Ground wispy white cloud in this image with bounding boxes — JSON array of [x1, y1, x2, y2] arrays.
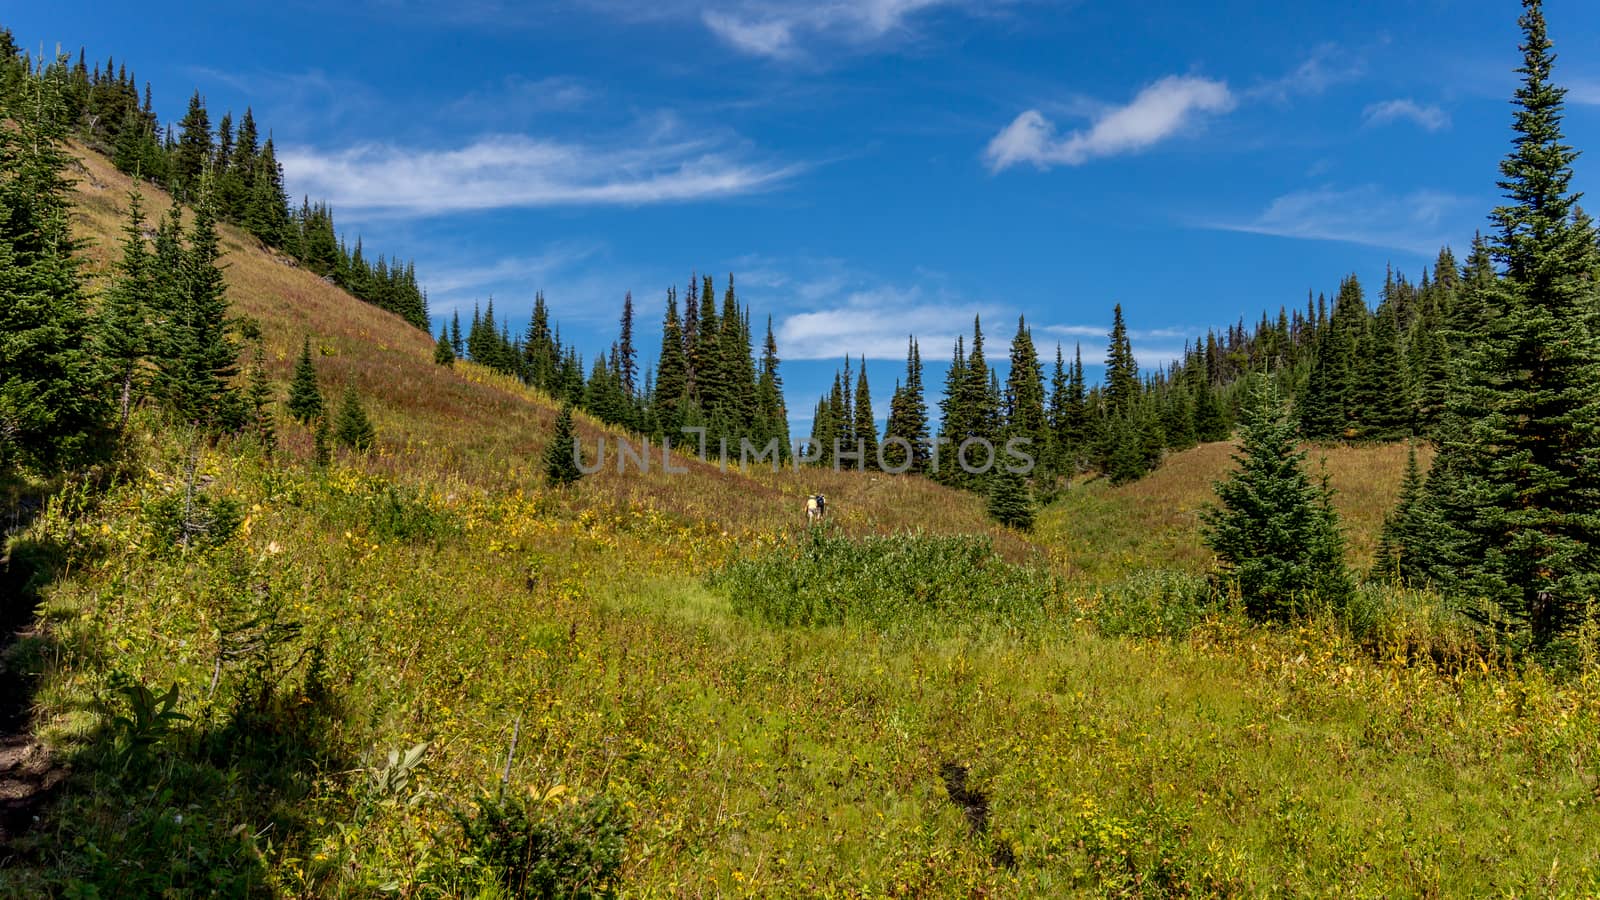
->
[[1362, 98, 1449, 131], [778, 287, 1003, 360], [700, 0, 961, 59], [278, 132, 802, 216], [1204, 185, 1469, 256], [985, 75, 1234, 171], [1568, 78, 1600, 106], [445, 75, 595, 125], [1245, 43, 1366, 102]]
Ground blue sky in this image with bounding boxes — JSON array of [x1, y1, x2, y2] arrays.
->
[[16, 0, 1600, 435]]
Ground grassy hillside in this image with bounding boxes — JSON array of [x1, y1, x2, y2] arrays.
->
[[3, 149, 1597, 897]]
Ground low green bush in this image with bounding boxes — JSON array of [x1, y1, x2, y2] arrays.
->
[[709, 529, 1059, 630]]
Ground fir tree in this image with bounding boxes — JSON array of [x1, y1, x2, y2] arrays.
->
[[1004, 316, 1048, 462], [99, 191, 154, 430], [1415, 0, 1600, 650], [617, 292, 637, 397], [543, 403, 583, 486], [1201, 379, 1352, 621], [0, 59, 112, 472], [986, 466, 1035, 531], [156, 192, 241, 428], [755, 316, 788, 457], [654, 288, 688, 435], [333, 386, 375, 452], [884, 337, 930, 472], [245, 339, 276, 456], [172, 90, 211, 196], [312, 413, 331, 467], [434, 325, 455, 366], [1374, 443, 1425, 582], [1104, 304, 1139, 416], [853, 362, 878, 470], [287, 336, 324, 423]]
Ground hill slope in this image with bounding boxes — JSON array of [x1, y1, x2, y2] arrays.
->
[[8, 146, 1593, 898], [67, 145, 1026, 549]]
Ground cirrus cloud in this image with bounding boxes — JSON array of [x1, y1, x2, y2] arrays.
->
[[1362, 98, 1450, 131], [278, 133, 803, 217]]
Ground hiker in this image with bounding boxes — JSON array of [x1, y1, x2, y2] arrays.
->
[[806, 493, 826, 524]]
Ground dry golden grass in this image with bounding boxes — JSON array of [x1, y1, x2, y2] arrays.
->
[[1039, 440, 1426, 583], [66, 146, 1027, 548]]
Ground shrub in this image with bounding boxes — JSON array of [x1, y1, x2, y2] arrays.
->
[[1091, 571, 1217, 639], [1201, 379, 1352, 621], [333, 387, 376, 452], [710, 530, 1058, 630], [454, 790, 628, 900]]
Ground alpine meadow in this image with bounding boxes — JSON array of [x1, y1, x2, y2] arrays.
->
[[8, 0, 1600, 897]]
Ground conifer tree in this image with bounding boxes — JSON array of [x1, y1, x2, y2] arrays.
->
[[99, 192, 154, 429], [1202, 379, 1352, 621], [312, 413, 332, 467], [1374, 443, 1425, 582], [0, 58, 112, 472], [655, 288, 688, 435], [1004, 316, 1049, 463], [543, 403, 583, 486], [172, 90, 211, 195], [853, 362, 878, 470], [333, 386, 375, 451], [434, 326, 455, 366], [287, 336, 324, 423], [884, 337, 930, 472], [245, 339, 276, 456], [1299, 275, 1368, 440], [149, 186, 240, 428], [755, 316, 788, 456], [617, 292, 637, 397], [1104, 304, 1139, 417], [1414, 0, 1600, 650], [986, 466, 1035, 531], [1352, 286, 1411, 440], [450, 311, 464, 358]]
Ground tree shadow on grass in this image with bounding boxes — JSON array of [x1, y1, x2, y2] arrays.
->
[[0, 521, 355, 898]]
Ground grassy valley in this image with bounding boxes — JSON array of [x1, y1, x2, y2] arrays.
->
[[0, 149, 1596, 897]]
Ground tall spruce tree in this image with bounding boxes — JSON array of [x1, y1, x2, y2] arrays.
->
[[617, 291, 637, 397], [1414, 0, 1600, 651], [0, 57, 111, 472], [99, 192, 154, 429], [1004, 316, 1049, 465], [755, 316, 788, 457], [154, 187, 241, 428], [853, 362, 878, 471], [655, 288, 688, 435]]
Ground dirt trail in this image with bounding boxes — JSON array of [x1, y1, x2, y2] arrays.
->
[[0, 544, 65, 845]]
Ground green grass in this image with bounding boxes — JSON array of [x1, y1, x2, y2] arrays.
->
[[8, 430, 1600, 896], [9, 145, 1596, 897], [710, 528, 1059, 632]]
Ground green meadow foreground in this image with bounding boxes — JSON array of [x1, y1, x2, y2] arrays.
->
[[1, 151, 1597, 897]]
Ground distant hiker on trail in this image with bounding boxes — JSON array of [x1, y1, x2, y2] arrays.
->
[[806, 493, 826, 524]]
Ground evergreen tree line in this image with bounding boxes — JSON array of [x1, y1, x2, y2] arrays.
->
[[0, 31, 430, 330], [447, 274, 790, 461], [0, 52, 375, 483], [1208, 0, 1600, 658]]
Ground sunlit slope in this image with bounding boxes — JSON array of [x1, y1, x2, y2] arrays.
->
[[65, 146, 1023, 547], [1039, 440, 1424, 582]]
